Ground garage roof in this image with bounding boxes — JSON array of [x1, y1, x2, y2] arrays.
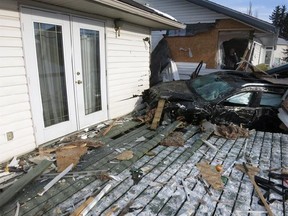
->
[[187, 0, 278, 34]]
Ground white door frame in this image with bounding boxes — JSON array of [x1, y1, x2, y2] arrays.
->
[[22, 8, 108, 144], [72, 17, 108, 129]]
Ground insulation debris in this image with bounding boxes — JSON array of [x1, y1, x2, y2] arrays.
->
[[56, 144, 87, 172], [196, 160, 224, 190], [214, 124, 250, 139], [160, 131, 185, 147], [115, 150, 134, 161]]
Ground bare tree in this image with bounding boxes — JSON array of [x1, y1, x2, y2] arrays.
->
[[247, 1, 252, 15]]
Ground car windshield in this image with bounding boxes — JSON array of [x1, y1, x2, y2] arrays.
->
[[189, 74, 234, 101]]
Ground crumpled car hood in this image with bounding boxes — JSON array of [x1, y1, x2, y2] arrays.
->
[[147, 80, 195, 102]]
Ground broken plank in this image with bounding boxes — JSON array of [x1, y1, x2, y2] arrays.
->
[[70, 196, 94, 216], [38, 163, 73, 196], [102, 119, 118, 136], [0, 159, 53, 207], [150, 99, 165, 130]]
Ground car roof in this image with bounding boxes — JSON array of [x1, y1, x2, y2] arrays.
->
[[214, 70, 288, 88]]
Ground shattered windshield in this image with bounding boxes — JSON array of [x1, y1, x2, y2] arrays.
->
[[189, 74, 234, 101]]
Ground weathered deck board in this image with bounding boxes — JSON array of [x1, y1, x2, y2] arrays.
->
[[1, 119, 288, 216]]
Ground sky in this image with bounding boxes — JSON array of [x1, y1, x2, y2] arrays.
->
[[211, 0, 288, 22]]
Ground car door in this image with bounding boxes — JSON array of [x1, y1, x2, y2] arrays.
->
[[214, 91, 258, 127]]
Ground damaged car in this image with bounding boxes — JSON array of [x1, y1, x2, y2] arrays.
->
[[142, 71, 288, 133]]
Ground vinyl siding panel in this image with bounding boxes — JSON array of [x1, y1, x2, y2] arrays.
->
[[134, 0, 228, 24], [0, 0, 36, 163], [106, 20, 150, 118]]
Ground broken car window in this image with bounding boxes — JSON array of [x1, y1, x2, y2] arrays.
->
[[225, 92, 252, 106], [189, 74, 234, 101]]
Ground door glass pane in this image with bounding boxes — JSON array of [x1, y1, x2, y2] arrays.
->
[[34, 22, 69, 127], [80, 29, 102, 115]]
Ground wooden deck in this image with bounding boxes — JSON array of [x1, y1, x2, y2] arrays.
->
[[1, 119, 288, 216]]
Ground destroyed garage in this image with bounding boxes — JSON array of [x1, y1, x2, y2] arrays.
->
[[1, 0, 288, 216]]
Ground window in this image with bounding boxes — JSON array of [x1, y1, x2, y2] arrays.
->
[[224, 92, 252, 106], [260, 93, 282, 107]]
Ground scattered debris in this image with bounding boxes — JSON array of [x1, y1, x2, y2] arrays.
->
[[130, 168, 144, 185], [196, 175, 213, 196], [98, 172, 113, 181], [160, 131, 185, 147], [200, 120, 216, 132], [118, 199, 135, 216], [115, 150, 134, 161], [181, 180, 191, 201], [38, 163, 73, 196], [201, 139, 219, 151], [102, 118, 118, 136], [196, 160, 224, 190], [242, 163, 274, 216], [14, 202, 20, 216], [135, 136, 146, 142], [38, 170, 108, 180], [29, 155, 53, 165], [215, 164, 223, 172], [8, 157, 19, 168], [105, 205, 120, 216], [214, 124, 250, 139], [145, 151, 156, 157], [74, 184, 112, 216], [235, 163, 259, 176], [0, 159, 53, 207]]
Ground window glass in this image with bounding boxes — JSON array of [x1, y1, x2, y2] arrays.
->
[[226, 92, 252, 106], [260, 93, 282, 107], [189, 74, 234, 101], [34, 22, 69, 127]]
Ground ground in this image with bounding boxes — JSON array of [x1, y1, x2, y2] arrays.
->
[[0, 118, 288, 216]]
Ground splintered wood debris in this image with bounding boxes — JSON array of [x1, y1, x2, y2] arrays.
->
[[214, 124, 250, 139]]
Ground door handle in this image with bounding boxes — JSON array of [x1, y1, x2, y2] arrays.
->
[[76, 80, 82, 84]]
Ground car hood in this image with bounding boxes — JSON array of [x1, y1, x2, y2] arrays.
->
[[149, 80, 195, 101]]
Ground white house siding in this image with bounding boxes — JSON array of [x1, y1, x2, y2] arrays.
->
[[273, 39, 288, 66], [135, 0, 228, 49], [135, 0, 227, 24], [105, 20, 150, 118], [0, 0, 36, 163]]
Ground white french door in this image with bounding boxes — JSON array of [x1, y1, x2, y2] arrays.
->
[[72, 17, 107, 129], [22, 8, 107, 144]]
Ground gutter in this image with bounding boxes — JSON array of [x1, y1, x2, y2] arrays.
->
[[88, 0, 186, 29]]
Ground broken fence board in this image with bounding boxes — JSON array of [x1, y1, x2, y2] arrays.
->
[[150, 99, 165, 130], [0, 159, 53, 207]]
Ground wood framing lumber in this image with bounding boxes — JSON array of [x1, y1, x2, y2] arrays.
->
[[102, 119, 118, 136], [80, 184, 112, 216], [150, 99, 165, 130], [243, 163, 273, 216], [0, 159, 53, 207], [70, 197, 95, 216]]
